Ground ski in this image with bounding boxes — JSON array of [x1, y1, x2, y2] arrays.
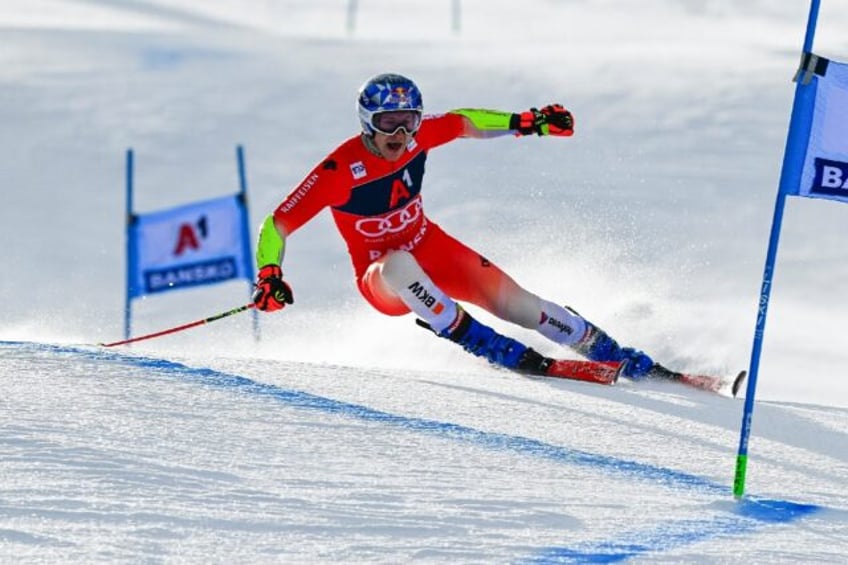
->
[[415, 316, 745, 395], [523, 354, 747, 397], [539, 358, 620, 385], [731, 370, 747, 397], [511, 347, 621, 385], [647, 365, 748, 397]]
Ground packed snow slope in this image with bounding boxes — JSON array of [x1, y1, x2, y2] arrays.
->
[[1, 1, 848, 563]]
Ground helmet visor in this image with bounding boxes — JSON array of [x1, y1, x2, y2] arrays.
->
[[371, 110, 422, 135]]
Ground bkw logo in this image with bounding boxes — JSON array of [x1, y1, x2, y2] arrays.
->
[[811, 158, 848, 197]]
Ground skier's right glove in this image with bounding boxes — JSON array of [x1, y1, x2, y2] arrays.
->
[[252, 265, 294, 312], [512, 104, 574, 137]]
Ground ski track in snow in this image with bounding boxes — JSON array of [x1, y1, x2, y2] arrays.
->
[[2, 340, 843, 563]]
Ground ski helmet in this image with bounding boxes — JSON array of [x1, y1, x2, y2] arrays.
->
[[357, 73, 423, 135]]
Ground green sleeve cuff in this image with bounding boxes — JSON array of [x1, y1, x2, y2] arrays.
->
[[449, 108, 516, 131], [255, 214, 286, 269]]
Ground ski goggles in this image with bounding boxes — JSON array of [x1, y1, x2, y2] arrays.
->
[[371, 110, 422, 135]]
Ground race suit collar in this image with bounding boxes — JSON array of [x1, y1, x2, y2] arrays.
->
[[361, 133, 385, 158]]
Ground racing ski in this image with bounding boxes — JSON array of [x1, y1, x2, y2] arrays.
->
[[523, 353, 747, 397], [537, 358, 621, 385], [648, 365, 748, 397]]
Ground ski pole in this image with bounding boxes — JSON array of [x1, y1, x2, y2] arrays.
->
[[99, 303, 256, 347]]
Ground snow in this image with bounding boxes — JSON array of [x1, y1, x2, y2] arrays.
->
[[2, 0, 848, 562]]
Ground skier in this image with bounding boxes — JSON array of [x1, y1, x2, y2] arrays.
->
[[251, 72, 658, 379]]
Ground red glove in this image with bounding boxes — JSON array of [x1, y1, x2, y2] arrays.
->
[[252, 265, 294, 312], [511, 104, 574, 137]]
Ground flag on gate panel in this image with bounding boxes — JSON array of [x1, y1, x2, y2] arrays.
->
[[128, 194, 251, 298], [785, 56, 848, 204]]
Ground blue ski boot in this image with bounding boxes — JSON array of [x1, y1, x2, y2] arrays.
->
[[574, 322, 654, 379], [416, 308, 545, 372], [439, 309, 528, 369]]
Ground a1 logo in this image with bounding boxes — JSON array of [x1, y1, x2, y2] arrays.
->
[[173, 216, 208, 256]]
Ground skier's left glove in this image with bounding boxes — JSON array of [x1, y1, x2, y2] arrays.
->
[[252, 265, 294, 312], [512, 104, 574, 137]]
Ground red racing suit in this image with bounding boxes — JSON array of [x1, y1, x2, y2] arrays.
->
[[270, 112, 523, 317]]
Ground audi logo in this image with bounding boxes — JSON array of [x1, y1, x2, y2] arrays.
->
[[355, 197, 423, 237]]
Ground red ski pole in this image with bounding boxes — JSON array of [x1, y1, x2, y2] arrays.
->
[[99, 303, 256, 347]]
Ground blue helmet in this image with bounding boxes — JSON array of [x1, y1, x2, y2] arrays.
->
[[357, 73, 423, 135]]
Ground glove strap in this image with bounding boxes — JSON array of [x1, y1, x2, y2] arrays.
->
[[258, 264, 282, 279], [510, 109, 547, 136]]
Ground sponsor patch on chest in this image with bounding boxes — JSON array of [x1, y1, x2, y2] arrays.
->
[[350, 161, 367, 180]]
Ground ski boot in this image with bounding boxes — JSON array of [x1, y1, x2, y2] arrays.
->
[[573, 321, 654, 379], [417, 308, 547, 374]]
